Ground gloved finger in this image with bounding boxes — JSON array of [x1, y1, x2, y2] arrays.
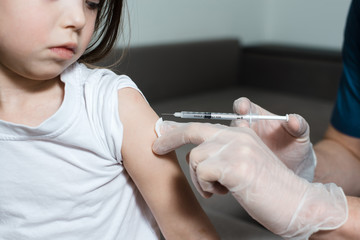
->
[[187, 141, 224, 198], [282, 114, 310, 139], [231, 97, 273, 128], [196, 159, 229, 196], [193, 129, 261, 195], [189, 165, 228, 198], [189, 166, 228, 198], [152, 121, 224, 155], [232, 97, 253, 115], [230, 119, 250, 128], [184, 151, 209, 198], [233, 97, 270, 116], [231, 97, 252, 127], [189, 163, 213, 198]]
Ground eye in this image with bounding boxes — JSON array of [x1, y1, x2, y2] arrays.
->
[[86, 0, 100, 10]]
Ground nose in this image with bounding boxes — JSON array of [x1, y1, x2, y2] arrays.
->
[[61, 1, 86, 31]]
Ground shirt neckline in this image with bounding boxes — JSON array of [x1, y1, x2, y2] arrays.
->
[[0, 63, 82, 140]]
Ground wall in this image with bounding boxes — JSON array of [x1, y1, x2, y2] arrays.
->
[[264, 0, 351, 50], [121, 0, 351, 50]]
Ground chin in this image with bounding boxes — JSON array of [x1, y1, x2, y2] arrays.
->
[[27, 61, 73, 80]]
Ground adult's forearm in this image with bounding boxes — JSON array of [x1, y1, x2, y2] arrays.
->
[[310, 196, 360, 239], [311, 126, 360, 238], [314, 140, 360, 195]]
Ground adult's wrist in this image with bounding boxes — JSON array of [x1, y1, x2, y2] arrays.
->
[[282, 182, 348, 240]]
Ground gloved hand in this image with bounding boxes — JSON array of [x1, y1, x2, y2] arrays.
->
[[152, 121, 348, 240], [232, 97, 316, 182]]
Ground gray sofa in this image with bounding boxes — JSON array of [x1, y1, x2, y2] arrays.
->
[[98, 39, 342, 239]]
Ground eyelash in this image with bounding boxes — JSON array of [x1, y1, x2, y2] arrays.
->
[[86, 1, 101, 10]]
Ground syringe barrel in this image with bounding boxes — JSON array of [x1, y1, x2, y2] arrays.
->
[[179, 112, 240, 120], [173, 111, 289, 121]]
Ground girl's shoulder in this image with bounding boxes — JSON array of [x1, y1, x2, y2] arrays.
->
[[61, 62, 138, 91], [67, 63, 145, 162]]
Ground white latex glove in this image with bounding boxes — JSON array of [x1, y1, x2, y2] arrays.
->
[[152, 121, 348, 240], [232, 97, 316, 182]]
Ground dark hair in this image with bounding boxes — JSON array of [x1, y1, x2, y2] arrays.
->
[[79, 0, 125, 64]]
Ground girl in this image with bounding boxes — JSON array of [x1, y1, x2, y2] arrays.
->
[[0, 0, 219, 239]]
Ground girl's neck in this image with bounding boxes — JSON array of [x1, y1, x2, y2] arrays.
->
[[0, 75, 65, 127]]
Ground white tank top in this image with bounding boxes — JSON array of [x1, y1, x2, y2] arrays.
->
[[0, 63, 160, 240]]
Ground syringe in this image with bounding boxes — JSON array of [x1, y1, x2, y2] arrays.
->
[[162, 111, 289, 121]]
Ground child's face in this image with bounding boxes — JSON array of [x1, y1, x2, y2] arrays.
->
[[0, 0, 100, 81]]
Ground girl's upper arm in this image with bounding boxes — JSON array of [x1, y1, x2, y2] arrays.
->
[[117, 88, 219, 239]]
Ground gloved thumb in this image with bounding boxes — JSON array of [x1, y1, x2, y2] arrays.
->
[[283, 114, 310, 139]]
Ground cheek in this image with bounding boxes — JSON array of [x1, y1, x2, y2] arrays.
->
[[85, 25, 96, 45], [79, 19, 97, 54], [0, 24, 46, 64], [5, 14, 50, 52]]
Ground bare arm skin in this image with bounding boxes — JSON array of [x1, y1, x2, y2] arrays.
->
[[314, 126, 360, 195], [117, 88, 219, 240], [311, 126, 360, 239]]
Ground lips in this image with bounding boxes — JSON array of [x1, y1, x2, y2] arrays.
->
[[50, 43, 77, 60]]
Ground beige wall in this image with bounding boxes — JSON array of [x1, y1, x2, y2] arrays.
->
[[121, 0, 351, 50]]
